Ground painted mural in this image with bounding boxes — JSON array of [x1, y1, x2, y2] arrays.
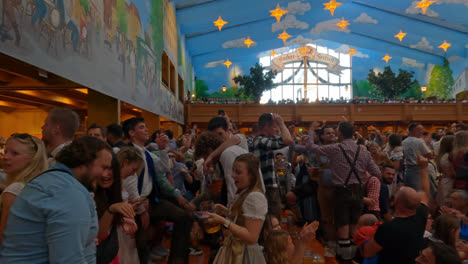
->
[[0, 0, 188, 123]]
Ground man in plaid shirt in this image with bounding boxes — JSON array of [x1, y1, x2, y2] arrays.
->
[[249, 113, 293, 219], [306, 121, 380, 262]]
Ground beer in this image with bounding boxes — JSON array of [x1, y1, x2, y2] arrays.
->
[[276, 168, 287, 176]]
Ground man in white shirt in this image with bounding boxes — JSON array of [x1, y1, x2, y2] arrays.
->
[[122, 117, 194, 264], [41, 108, 80, 166], [402, 123, 433, 190]]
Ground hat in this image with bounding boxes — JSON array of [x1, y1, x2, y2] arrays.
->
[[353, 225, 379, 247]]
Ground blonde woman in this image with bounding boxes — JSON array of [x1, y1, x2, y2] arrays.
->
[[0, 133, 47, 244], [206, 153, 267, 264]]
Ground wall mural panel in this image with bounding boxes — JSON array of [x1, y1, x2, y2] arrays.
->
[[0, 0, 184, 123]]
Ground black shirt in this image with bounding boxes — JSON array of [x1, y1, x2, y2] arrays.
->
[[379, 181, 389, 215], [374, 204, 428, 264]]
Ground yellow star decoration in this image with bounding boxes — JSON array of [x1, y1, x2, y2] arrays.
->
[[382, 54, 392, 63], [323, 0, 342, 16], [394, 30, 407, 42], [347, 46, 357, 57], [336, 17, 350, 31], [269, 3, 288, 23], [270, 50, 278, 56], [297, 46, 309, 55], [213, 16, 228, 31], [438, 40, 451, 52], [415, 0, 436, 15], [223, 59, 232, 68], [244, 37, 255, 48], [278, 30, 292, 44]]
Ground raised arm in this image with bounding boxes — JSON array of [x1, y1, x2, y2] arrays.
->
[[273, 114, 293, 145]]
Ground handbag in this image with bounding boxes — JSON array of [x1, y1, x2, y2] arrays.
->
[[97, 225, 119, 264]]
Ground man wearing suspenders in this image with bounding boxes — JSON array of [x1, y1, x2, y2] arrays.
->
[[306, 122, 381, 263]]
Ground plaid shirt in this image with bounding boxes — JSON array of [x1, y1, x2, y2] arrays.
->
[[306, 134, 381, 186], [249, 135, 287, 188], [366, 176, 381, 211]]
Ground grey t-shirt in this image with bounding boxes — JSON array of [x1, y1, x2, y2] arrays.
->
[[402, 137, 431, 166]]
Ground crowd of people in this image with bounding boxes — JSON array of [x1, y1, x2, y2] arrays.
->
[[0, 107, 467, 264], [186, 95, 467, 105]]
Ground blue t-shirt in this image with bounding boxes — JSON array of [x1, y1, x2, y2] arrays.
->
[[0, 163, 98, 263], [460, 215, 468, 241]]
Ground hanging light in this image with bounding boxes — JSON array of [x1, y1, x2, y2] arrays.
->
[[222, 86, 227, 92], [244, 37, 255, 48], [421, 86, 427, 92], [394, 30, 407, 42], [382, 54, 392, 63], [336, 17, 350, 31], [269, 3, 288, 23], [438, 41, 451, 52], [224, 59, 232, 68], [213, 16, 228, 31], [278, 30, 292, 44], [323, 0, 342, 16], [415, 0, 436, 15]]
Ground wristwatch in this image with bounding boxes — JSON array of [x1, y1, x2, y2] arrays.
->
[[223, 218, 232, 229]]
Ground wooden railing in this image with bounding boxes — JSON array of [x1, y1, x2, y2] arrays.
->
[[186, 103, 468, 125]]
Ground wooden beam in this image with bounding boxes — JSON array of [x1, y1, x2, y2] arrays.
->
[[44, 89, 88, 103], [0, 95, 45, 108], [0, 100, 32, 108], [0, 53, 82, 87], [0, 105, 16, 112], [0, 91, 85, 109]]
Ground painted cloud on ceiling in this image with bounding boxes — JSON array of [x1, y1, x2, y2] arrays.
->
[[272, 15, 309, 32], [204, 60, 225, 68], [448, 56, 462, 62], [222, 38, 257, 49], [256, 47, 291, 58], [465, 44, 468, 48], [286, 1, 311, 15], [402, 57, 425, 69], [410, 37, 434, 51], [353, 13, 378, 24], [285, 35, 314, 46], [436, 0, 468, 7], [335, 44, 369, 58], [310, 18, 351, 34], [406, 1, 440, 17]]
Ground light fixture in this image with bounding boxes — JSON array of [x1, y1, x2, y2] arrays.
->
[[415, 0, 436, 15], [438, 41, 451, 52], [223, 59, 232, 68], [336, 17, 350, 31], [192, 93, 195, 98], [394, 30, 407, 42], [269, 3, 288, 23], [347, 46, 357, 57], [244, 37, 255, 48], [213, 16, 228, 31], [278, 29, 292, 44], [222, 86, 227, 92], [270, 50, 278, 56], [382, 54, 392, 63], [421, 86, 427, 92], [345, 85, 349, 92], [323, 0, 342, 16]]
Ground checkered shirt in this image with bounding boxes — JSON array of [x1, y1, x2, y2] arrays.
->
[[249, 135, 287, 188]]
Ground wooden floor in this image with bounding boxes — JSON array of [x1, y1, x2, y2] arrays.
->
[[152, 244, 210, 264]]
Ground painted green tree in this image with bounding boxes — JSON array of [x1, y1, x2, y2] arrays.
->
[[209, 87, 242, 99], [116, 0, 127, 35], [426, 58, 454, 99], [150, 0, 163, 70], [352, 80, 375, 98], [367, 66, 415, 98], [401, 80, 421, 98], [233, 63, 277, 103], [195, 79, 209, 99], [80, 0, 89, 15]]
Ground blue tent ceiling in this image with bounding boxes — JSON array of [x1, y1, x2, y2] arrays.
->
[[172, 0, 468, 90]]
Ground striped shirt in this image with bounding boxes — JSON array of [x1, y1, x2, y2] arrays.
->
[[249, 135, 287, 188], [306, 134, 381, 186]]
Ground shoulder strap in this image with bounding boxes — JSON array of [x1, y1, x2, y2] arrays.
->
[[338, 144, 361, 186], [28, 168, 72, 183]]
